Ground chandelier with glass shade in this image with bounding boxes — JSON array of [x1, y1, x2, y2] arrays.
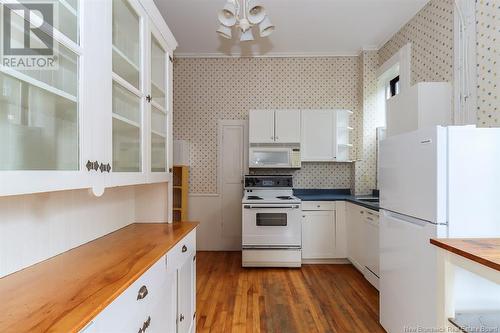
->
[[216, 0, 275, 42]]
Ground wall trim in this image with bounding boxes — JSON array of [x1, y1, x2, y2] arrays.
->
[[377, 43, 412, 92], [174, 51, 362, 59]]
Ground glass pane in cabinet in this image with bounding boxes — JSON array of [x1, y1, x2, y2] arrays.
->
[[151, 36, 166, 108], [112, 0, 140, 89], [7, 17, 78, 98], [16, 0, 79, 44], [151, 107, 166, 172], [57, 0, 79, 43], [112, 82, 141, 172], [0, 72, 78, 170]]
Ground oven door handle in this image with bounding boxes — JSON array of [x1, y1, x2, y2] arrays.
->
[[243, 205, 300, 209]]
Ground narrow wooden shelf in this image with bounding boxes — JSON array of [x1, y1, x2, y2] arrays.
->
[[172, 165, 189, 222]]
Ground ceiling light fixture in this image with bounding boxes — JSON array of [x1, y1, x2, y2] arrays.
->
[[216, 0, 275, 42]]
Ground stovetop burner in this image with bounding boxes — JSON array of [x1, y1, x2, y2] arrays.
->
[[276, 196, 293, 200], [247, 196, 263, 200]]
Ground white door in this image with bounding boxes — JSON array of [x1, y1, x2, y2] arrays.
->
[[380, 210, 446, 333], [219, 120, 246, 250], [379, 126, 447, 224], [301, 110, 335, 161], [275, 110, 301, 143], [249, 110, 275, 143], [301, 210, 335, 259]]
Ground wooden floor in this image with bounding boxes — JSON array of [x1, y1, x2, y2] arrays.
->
[[196, 252, 386, 333]]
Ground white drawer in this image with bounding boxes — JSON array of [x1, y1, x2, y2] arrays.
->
[[93, 255, 168, 333], [166, 229, 196, 273], [301, 201, 336, 211]]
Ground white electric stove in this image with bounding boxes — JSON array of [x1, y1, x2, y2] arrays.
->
[[241, 175, 302, 267]]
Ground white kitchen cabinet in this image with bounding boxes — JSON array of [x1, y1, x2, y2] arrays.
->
[[275, 110, 301, 143], [301, 201, 345, 261], [177, 253, 196, 333], [0, 0, 177, 196], [249, 110, 275, 143], [346, 202, 365, 272], [362, 209, 379, 289], [302, 210, 336, 259], [0, 0, 177, 197], [301, 110, 335, 161], [301, 109, 352, 162], [249, 110, 301, 144]]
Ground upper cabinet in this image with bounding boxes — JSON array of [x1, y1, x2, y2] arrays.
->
[[0, 0, 177, 197], [301, 109, 352, 162], [249, 109, 301, 144]]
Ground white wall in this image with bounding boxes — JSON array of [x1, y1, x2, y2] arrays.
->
[[0, 183, 169, 278]]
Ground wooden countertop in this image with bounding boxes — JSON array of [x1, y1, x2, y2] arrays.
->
[[430, 238, 500, 272], [0, 222, 198, 333]]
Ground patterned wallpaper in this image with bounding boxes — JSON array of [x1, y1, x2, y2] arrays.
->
[[378, 0, 454, 85], [173, 57, 362, 193], [355, 51, 382, 195], [476, 0, 500, 127]]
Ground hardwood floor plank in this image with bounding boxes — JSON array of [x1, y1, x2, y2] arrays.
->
[[196, 252, 386, 333]]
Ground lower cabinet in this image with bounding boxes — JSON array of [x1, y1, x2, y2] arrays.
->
[[301, 201, 345, 261], [346, 203, 366, 271], [81, 229, 196, 333]]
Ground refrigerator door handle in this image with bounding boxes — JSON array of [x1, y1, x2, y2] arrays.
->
[[382, 210, 429, 227]]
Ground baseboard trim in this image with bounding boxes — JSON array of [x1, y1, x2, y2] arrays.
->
[[302, 258, 350, 265]]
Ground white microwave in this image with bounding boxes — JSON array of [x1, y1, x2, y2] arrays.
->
[[249, 147, 301, 169]]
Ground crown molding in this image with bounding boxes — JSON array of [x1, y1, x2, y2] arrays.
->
[[173, 51, 363, 58]]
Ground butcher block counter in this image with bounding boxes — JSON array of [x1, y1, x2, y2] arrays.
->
[[0, 222, 199, 333], [431, 238, 500, 272], [431, 238, 500, 332]]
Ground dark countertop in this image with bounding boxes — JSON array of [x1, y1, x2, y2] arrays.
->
[[293, 189, 380, 211]]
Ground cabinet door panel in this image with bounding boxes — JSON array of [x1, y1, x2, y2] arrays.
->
[[301, 110, 335, 161], [302, 210, 335, 259], [275, 110, 300, 143], [249, 110, 275, 143], [177, 254, 195, 333]]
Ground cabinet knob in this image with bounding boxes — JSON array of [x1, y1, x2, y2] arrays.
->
[[169, 167, 173, 173], [86, 160, 93, 172], [146, 95, 152, 103], [182, 245, 187, 253], [92, 161, 99, 171], [137, 285, 148, 300], [179, 314, 185, 322]]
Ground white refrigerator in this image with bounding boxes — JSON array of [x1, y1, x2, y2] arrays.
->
[[379, 125, 500, 333]]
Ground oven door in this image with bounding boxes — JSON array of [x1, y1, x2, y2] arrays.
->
[[249, 147, 291, 168], [242, 204, 301, 248]]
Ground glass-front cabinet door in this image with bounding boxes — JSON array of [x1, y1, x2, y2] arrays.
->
[[0, 0, 89, 196], [108, 0, 147, 186], [149, 26, 169, 182]]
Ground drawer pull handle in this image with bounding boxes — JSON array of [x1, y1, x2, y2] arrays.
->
[[180, 314, 185, 322], [137, 285, 148, 300], [143, 316, 151, 331], [182, 245, 187, 253]]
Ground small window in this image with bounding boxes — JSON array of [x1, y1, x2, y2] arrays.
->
[[386, 75, 400, 99]]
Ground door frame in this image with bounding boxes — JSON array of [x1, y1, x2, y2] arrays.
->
[[217, 119, 248, 195]]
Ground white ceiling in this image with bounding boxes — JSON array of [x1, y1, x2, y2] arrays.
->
[[154, 0, 430, 57]]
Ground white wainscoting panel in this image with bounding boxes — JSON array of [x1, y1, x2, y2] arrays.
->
[[189, 194, 241, 251], [0, 184, 169, 278]]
